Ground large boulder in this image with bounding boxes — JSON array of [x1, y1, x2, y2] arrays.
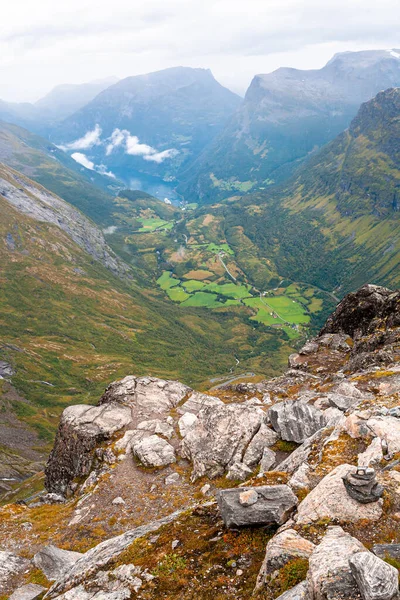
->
[[307, 526, 366, 600], [33, 545, 83, 581], [131, 435, 176, 467], [177, 391, 223, 415], [99, 376, 191, 413], [296, 464, 383, 525], [256, 529, 315, 589], [217, 485, 298, 528], [349, 552, 398, 600], [275, 582, 310, 600], [269, 400, 327, 443], [0, 551, 30, 590], [45, 403, 132, 494], [8, 584, 47, 600], [181, 403, 268, 480]]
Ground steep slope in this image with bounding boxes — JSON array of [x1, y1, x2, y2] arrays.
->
[[34, 77, 119, 122], [52, 67, 241, 183], [215, 87, 400, 295], [3, 285, 400, 600], [180, 49, 400, 203]]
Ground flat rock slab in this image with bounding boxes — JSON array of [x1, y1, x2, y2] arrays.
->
[[296, 464, 383, 525], [349, 552, 399, 600], [132, 434, 176, 467], [0, 551, 30, 588], [33, 545, 83, 581], [177, 391, 223, 415], [269, 400, 326, 443], [9, 583, 47, 600], [275, 581, 309, 599], [217, 484, 298, 528]]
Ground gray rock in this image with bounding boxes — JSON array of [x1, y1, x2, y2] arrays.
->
[[299, 341, 319, 355], [178, 412, 198, 438], [0, 551, 30, 589], [46, 509, 186, 598], [178, 391, 223, 415], [288, 463, 311, 491], [296, 464, 383, 525], [269, 400, 327, 443], [33, 545, 83, 581], [373, 544, 400, 561], [136, 419, 173, 439], [165, 473, 180, 485], [256, 529, 314, 589], [45, 403, 132, 494], [349, 552, 398, 600], [358, 438, 384, 467], [112, 497, 125, 506], [8, 584, 47, 600], [226, 462, 253, 481], [0, 360, 14, 378], [259, 447, 276, 473], [317, 333, 351, 352], [274, 581, 310, 599], [242, 423, 278, 468], [217, 485, 298, 528], [99, 376, 191, 414], [326, 393, 362, 411], [307, 526, 366, 600], [131, 434, 176, 467], [181, 403, 266, 480], [342, 467, 384, 504]]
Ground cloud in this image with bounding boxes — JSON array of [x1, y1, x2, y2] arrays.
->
[[65, 125, 102, 150], [106, 128, 179, 163], [96, 164, 116, 178], [71, 152, 95, 169]]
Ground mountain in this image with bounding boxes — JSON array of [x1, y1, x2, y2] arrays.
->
[[179, 49, 400, 203], [34, 77, 119, 122], [3, 284, 400, 600], [51, 67, 241, 184], [215, 87, 400, 294]]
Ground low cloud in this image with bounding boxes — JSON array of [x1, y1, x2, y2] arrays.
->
[[71, 152, 95, 169], [97, 163, 116, 178], [106, 128, 178, 163], [65, 125, 102, 150]]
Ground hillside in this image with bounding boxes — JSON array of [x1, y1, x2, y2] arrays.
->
[[51, 67, 241, 183], [3, 284, 400, 600], [210, 87, 400, 295], [179, 49, 400, 203]]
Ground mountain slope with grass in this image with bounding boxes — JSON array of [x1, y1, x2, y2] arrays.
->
[[179, 49, 400, 203], [216, 87, 400, 296]]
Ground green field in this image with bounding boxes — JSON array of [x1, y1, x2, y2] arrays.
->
[[182, 280, 206, 292], [166, 287, 190, 302], [207, 243, 234, 255], [243, 297, 285, 326], [157, 271, 181, 290], [181, 292, 221, 308], [264, 296, 310, 324], [137, 217, 174, 232], [204, 282, 251, 299]]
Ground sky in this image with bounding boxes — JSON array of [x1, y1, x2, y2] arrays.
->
[[1, 0, 399, 102]]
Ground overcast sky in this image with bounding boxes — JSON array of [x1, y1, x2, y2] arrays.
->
[[1, 0, 399, 102]]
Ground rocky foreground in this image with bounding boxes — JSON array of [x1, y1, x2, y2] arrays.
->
[[3, 284, 400, 599]]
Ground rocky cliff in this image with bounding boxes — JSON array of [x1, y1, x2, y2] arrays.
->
[[3, 284, 400, 599]]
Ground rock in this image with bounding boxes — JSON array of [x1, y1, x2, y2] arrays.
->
[[300, 341, 319, 355], [244, 396, 262, 406], [320, 284, 393, 338], [46, 509, 185, 597], [0, 551, 30, 589], [288, 463, 311, 491], [279, 429, 325, 474], [296, 464, 383, 525], [178, 412, 198, 438], [227, 461, 253, 481], [334, 380, 363, 399], [317, 333, 352, 352], [358, 438, 384, 467], [262, 393, 272, 405], [33, 545, 83, 581], [132, 435, 176, 467], [256, 529, 315, 589], [373, 544, 400, 560], [171, 540, 180, 550], [217, 485, 298, 528], [136, 419, 173, 439], [165, 473, 180, 485], [112, 497, 125, 506], [327, 393, 361, 411], [274, 581, 309, 599], [45, 403, 132, 494], [288, 353, 303, 369], [0, 360, 15, 378], [366, 416, 400, 456], [259, 447, 276, 473], [242, 423, 278, 468], [307, 526, 366, 600], [269, 400, 327, 443], [342, 467, 384, 504], [99, 375, 191, 414], [349, 552, 398, 600], [201, 484, 211, 496], [8, 584, 47, 600], [239, 489, 258, 506], [177, 391, 223, 415], [181, 403, 266, 480]]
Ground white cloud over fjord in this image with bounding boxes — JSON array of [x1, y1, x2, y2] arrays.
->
[[71, 152, 95, 170], [63, 124, 102, 150]]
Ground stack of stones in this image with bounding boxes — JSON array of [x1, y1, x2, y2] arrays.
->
[[342, 467, 383, 503]]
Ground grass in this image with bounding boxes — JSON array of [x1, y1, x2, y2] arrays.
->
[[181, 292, 222, 308], [206, 243, 234, 255], [136, 217, 174, 232], [263, 296, 310, 324], [166, 287, 191, 302], [182, 280, 206, 292], [157, 271, 181, 290], [203, 282, 251, 299]]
